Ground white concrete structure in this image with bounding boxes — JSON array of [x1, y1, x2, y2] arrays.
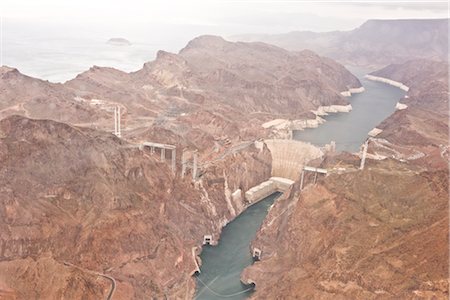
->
[[252, 248, 262, 261], [193, 151, 198, 181], [300, 166, 327, 190], [231, 189, 242, 203], [265, 139, 323, 181], [245, 180, 276, 203], [203, 235, 213, 245], [271, 177, 296, 191], [181, 150, 187, 178], [179, 149, 200, 181], [245, 177, 294, 203], [114, 106, 121, 137], [365, 74, 410, 91], [141, 142, 177, 174]]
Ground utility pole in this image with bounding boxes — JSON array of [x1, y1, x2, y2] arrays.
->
[[114, 106, 121, 137]]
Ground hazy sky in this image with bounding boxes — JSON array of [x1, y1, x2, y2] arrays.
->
[[2, 0, 448, 33], [1, 0, 448, 81]]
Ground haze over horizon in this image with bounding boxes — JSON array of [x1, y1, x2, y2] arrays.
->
[[1, 1, 448, 81], [0, 2, 448, 299]]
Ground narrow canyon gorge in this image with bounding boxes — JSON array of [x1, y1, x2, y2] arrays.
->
[[0, 17, 448, 300]]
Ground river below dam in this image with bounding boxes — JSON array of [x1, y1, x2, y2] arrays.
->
[[194, 67, 405, 299], [195, 192, 281, 299]]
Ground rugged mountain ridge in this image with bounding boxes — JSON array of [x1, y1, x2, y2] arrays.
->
[[232, 19, 449, 67], [0, 115, 273, 299], [369, 59, 448, 169], [1, 36, 361, 145], [241, 59, 449, 299]]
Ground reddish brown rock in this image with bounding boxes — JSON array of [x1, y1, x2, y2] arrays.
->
[[0, 115, 272, 299]]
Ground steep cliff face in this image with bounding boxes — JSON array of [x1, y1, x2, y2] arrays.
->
[[368, 60, 449, 169], [232, 19, 448, 67], [2, 36, 361, 145], [242, 59, 449, 299], [175, 36, 361, 114], [0, 115, 272, 299], [243, 158, 448, 299], [2, 36, 360, 298]]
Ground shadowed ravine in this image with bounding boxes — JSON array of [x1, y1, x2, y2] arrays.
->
[[194, 67, 407, 300], [195, 193, 282, 299]]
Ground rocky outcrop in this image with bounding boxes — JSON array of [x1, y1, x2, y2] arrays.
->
[[369, 59, 449, 168], [0, 66, 99, 124], [107, 38, 131, 46], [243, 157, 448, 299], [1, 36, 362, 150], [0, 115, 272, 299], [241, 59, 449, 299], [0, 36, 365, 298], [340, 86, 365, 97], [364, 75, 409, 91], [262, 104, 353, 139]]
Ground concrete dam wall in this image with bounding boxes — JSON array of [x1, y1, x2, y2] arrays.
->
[[265, 139, 323, 181], [245, 177, 294, 203]]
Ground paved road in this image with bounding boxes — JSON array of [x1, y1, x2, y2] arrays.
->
[[63, 262, 116, 300]]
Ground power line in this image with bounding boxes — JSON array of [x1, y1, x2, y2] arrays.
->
[[195, 276, 254, 299]]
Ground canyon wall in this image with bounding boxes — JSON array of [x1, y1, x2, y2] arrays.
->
[[0, 116, 273, 299], [242, 59, 449, 299]]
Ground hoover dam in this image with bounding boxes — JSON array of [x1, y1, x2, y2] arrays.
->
[[0, 12, 447, 300], [193, 67, 410, 299]]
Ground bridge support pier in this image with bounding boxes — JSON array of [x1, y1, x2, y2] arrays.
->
[[181, 150, 187, 178], [171, 149, 176, 174], [193, 151, 198, 181], [300, 170, 305, 190], [300, 166, 327, 191], [113, 106, 121, 137], [140, 142, 176, 174], [161, 148, 165, 162]]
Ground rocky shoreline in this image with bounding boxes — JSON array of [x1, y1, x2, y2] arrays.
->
[[241, 59, 449, 299]]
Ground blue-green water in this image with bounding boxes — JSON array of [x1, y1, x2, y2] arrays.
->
[[194, 67, 405, 300], [195, 192, 281, 300], [293, 67, 406, 152]]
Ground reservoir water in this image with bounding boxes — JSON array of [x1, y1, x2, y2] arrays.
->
[[195, 192, 281, 299], [293, 67, 406, 152], [195, 68, 405, 299]]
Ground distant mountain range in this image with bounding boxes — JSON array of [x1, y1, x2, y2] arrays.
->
[[231, 19, 449, 67]]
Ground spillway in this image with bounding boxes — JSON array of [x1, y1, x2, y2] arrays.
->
[[194, 66, 406, 300]]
